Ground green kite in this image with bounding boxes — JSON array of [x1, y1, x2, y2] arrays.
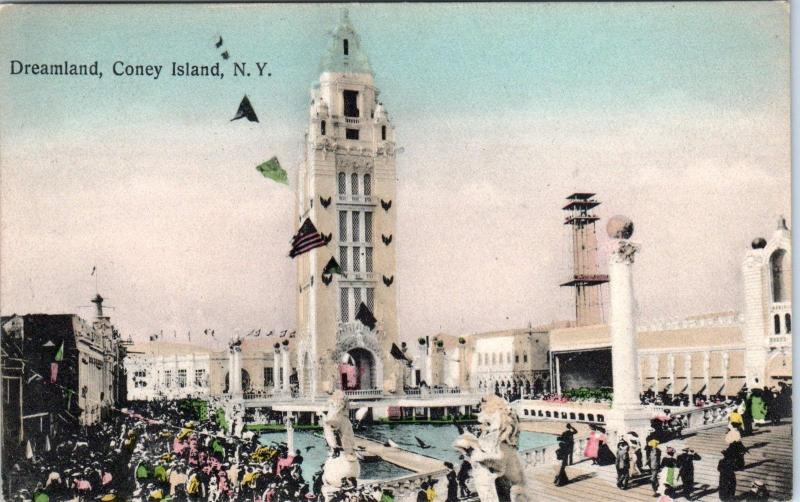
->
[[256, 156, 288, 185]]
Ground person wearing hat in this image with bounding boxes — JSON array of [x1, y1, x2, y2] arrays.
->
[[554, 434, 571, 486], [718, 449, 738, 501], [645, 438, 662, 495], [746, 480, 770, 501], [457, 455, 472, 497], [615, 439, 630, 490], [677, 446, 701, 500], [659, 446, 679, 499], [444, 461, 458, 502]]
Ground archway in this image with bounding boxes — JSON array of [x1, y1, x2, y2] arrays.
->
[[341, 348, 376, 390], [766, 350, 792, 385], [224, 369, 251, 393]]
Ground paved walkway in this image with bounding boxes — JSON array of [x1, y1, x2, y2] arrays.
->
[[528, 421, 793, 501]]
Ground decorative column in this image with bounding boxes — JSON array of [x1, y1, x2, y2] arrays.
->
[[721, 352, 729, 398], [684, 353, 692, 399], [285, 412, 296, 452], [702, 351, 711, 399], [605, 215, 651, 440], [667, 354, 675, 397], [649, 354, 659, 392], [228, 339, 243, 398], [273, 344, 282, 393], [554, 355, 562, 396], [282, 343, 291, 395]]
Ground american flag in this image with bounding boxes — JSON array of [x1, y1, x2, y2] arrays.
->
[[289, 218, 327, 258]]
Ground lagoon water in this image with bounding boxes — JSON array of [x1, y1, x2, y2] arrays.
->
[[260, 423, 556, 483]]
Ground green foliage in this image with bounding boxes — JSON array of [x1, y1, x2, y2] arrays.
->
[[563, 387, 613, 401]]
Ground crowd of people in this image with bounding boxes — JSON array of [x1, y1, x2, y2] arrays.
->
[[548, 381, 791, 501], [3, 400, 399, 502]]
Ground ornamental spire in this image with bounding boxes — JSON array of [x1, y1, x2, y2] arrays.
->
[[319, 9, 372, 75]]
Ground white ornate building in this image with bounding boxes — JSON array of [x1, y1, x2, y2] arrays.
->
[[548, 218, 792, 396], [294, 10, 402, 397]]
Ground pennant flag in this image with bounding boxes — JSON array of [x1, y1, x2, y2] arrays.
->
[[45, 435, 51, 452], [289, 218, 326, 258], [255, 157, 288, 185], [390, 343, 410, 363], [42, 340, 55, 348], [231, 95, 259, 122], [54, 342, 64, 362], [322, 257, 345, 276], [50, 362, 59, 384], [355, 302, 377, 331], [25, 440, 33, 460]]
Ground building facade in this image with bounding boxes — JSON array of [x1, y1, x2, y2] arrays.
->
[[124, 338, 293, 400], [467, 327, 551, 395], [295, 11, 402, 397], [549, 219, 792, 397], [1, 298, 126, 460]]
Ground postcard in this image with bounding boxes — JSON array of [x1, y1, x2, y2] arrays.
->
[[0, 3, 791, 501]]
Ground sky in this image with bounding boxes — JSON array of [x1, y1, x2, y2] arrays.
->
[[0, 3, 790, 345]]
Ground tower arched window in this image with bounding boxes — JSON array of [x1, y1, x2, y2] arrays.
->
[[337, 172, 346, 195], [320, 120, 326, 136], [363, 174, 371, 196], [343, 39, 349, 56], [774, 314, 781, 334], [351, 173, 358, 196], [770, 249, 788, 302], [786, 313, 791, 333]]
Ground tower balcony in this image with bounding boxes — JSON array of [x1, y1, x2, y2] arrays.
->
[[337, 193, 375, 205], [339, 271, 374, 282], [344, 116, 361, 126]]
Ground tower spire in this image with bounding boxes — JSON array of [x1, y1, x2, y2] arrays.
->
[[319, 8, 372, 75]]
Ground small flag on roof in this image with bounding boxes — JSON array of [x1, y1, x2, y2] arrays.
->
[[289, 218, 327, 258], [322, 257, 345, 276], [256, 157, 288, 185], [355, 302, 377, 331], [390, 343, 411, 364], [54, 342, 64, 362]]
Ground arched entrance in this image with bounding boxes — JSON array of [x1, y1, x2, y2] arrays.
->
[[766, 350, 792, 385], [340, 348, 376, 390], [224, 369, 251, 393]]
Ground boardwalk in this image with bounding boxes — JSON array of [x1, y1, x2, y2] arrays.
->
[[529, 421, 792, 501]]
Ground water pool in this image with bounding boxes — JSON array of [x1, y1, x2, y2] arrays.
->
[[260, 424, 556, 482], [357, 423, 557, 466], [259, 431, 413, 483]]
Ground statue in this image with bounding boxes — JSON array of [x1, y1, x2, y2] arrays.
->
[[453, 395, 528, 502], [319, 391, 360, 501]]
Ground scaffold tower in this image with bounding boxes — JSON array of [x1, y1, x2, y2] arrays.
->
[[561, 193, 608, 326]]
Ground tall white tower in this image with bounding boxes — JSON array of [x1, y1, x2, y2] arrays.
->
[[742, 217, 792, 387], [295, 10, 401, 397]]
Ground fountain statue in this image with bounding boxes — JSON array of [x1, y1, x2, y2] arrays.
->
[[319, 390, 360, 501], [453, 394, 528, 502]]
